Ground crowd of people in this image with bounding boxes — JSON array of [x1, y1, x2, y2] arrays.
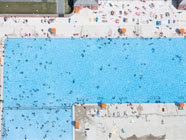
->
[[0, 0, 186, 139]]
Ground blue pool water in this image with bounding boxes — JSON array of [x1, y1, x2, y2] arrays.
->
[[2, 109, 72, 139], [2, 38, 186, 139]]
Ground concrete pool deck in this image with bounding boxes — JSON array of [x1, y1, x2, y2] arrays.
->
[[0, 0, 186, 139], [73, 103, 186, 140], [0, 0, 186, 38]]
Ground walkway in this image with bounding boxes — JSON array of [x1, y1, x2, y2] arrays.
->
[[57, 0, 65, 17]]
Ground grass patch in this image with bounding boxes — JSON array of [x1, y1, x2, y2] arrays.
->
[[0, 2, 56, 14], [65, 0, 72, 14]]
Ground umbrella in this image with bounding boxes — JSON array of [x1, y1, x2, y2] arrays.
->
[[74, 8, 80, 13], [51, 28, 56, 34], [122, 28, 126, 33], [175, 28, 180, 34], [180, 28, 185, 34], [118, 28, 122, 34], [180, 103, 185, 108], [48, 28, 52, 33], [101, 103, 106, 108], [74, 121, 80, 127]]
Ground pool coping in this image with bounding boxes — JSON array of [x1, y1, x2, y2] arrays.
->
[[0, 36, 6, 140]]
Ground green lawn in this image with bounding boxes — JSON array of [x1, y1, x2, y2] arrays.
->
[[65, 0, 72, 14], [0, 2, 56, 14]]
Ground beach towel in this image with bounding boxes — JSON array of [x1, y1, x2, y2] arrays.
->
[[156, 21, 161, 26], [142, 21, 146, 24], [121, 128, 125, 133], [68, 18, 71, 23], [168, 20, 170, 24], [96, 17, 98, 22]]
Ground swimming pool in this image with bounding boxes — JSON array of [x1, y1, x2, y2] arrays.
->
[[2, 38, 186, 139], [2, 109, 72, 140]]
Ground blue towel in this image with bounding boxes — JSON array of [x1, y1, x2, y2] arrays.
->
[[96, 18, 98, 22], [121, 128, 125, 133], [156, 21, 159, 26], [168, 20, 170, 24], [156, 21, 161, 26]]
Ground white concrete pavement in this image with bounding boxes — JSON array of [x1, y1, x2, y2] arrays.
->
[[73, 103, 186, 140]]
